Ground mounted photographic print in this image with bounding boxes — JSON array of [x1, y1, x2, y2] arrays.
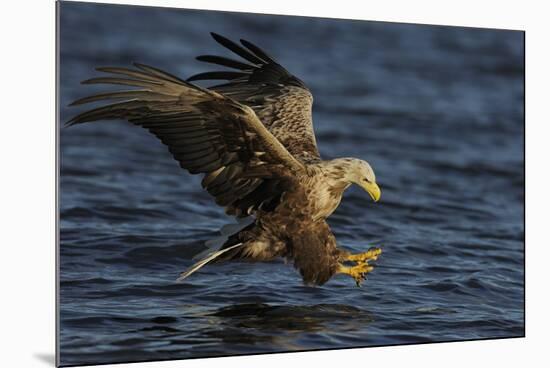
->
[[56, 1, 525, 366]]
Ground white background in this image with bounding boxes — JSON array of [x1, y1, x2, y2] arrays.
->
[[0, 0, 547, 367]]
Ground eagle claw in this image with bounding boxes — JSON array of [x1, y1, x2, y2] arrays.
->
[[338, 247, 382, 286], [338, 262, 374, 286], [346, 247, 382, 263]]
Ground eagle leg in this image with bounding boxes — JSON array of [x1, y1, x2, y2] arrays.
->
[[337, 262, 375, 287], [345, 247, 382, 264]]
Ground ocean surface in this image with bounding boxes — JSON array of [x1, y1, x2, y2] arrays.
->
[[58, 2, 525, 366]]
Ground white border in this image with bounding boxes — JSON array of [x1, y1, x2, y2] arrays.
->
[[2, 1, 548, 367]]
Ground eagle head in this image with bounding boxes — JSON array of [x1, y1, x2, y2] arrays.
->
[[343, 158, 381, 202]]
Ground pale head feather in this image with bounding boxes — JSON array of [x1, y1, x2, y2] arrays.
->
[[328, 158, 376, 186]]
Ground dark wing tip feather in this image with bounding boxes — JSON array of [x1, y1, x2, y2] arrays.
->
[[210, 32, 225, 44], [131, 62, 188, 85], [132, 62, 158, 71], [187, 71, 248, 82], [239, 38, 277, 64], [196, 55, 255, 71], [209, 32, 266, 65], [64, 118, 76, 127]]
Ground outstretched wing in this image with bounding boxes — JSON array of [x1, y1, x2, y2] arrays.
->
[[188, 33, 321, 163], [68, 63, 305, 217]]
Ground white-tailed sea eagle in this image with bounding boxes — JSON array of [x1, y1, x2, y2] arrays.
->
[[67, 33, 382, 286]]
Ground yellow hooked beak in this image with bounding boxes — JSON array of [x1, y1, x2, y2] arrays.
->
[[362, 181, 381, 202]]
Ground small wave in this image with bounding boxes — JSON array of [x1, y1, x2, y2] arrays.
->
[[150, 316, 179, 324], [62, 315, 143, 328], [60, 277, 113, 287], [84, 282, 199, 299], [95, 241, 207, 267], [415, 306, 456, 314], [61, 205, 173, 222], [61, 167, 99, 177], [420, 280, 461, 292]]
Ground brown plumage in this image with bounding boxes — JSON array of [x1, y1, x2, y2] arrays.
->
[[67, 33, 382, 286]]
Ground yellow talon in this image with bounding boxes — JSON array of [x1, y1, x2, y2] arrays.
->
[[338, 247, 381, 286], [346, 247, 382, 263], [338, 262, 374, 287]]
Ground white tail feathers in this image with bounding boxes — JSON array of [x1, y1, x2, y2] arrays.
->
[[192, 217, 254, 261], [176, 242, 243, 283]]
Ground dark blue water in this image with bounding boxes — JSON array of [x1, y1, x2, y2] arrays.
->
[[58, 2, 525, 366]]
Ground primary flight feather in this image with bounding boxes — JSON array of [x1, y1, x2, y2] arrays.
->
[[68, 33, 382, 286]]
